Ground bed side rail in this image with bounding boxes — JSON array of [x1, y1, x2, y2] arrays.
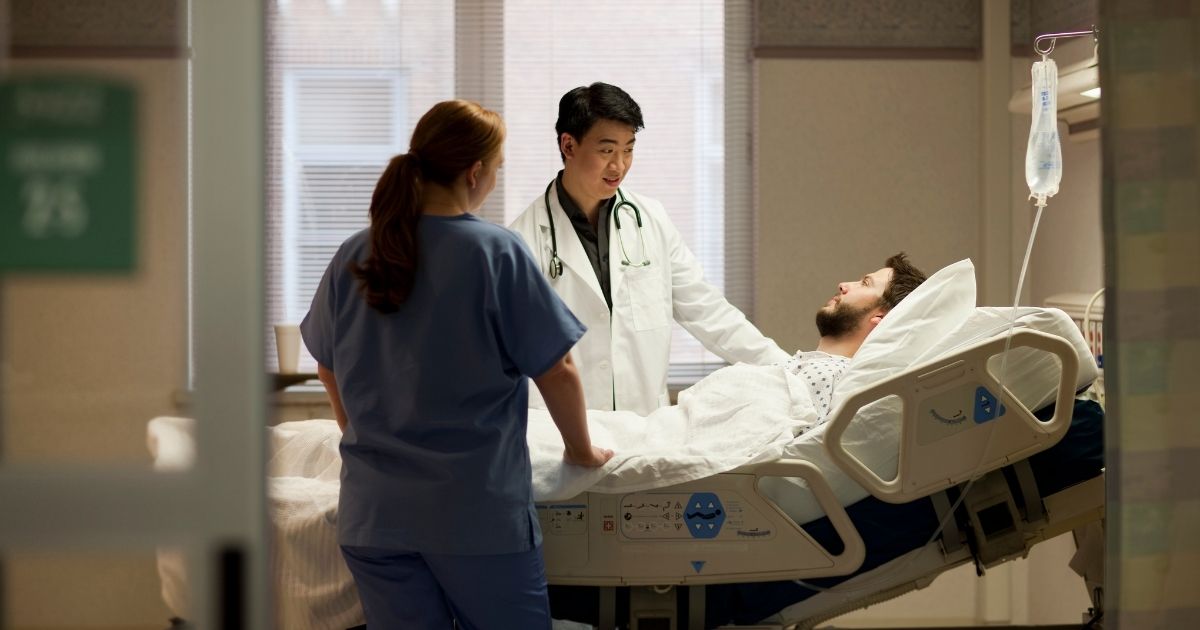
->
[[541, 459, 865, 586], [823, 329, 1079, 504]]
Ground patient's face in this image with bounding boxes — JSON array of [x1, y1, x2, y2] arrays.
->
[[815, 267, 893, 337], [824, 267, 891, 311]]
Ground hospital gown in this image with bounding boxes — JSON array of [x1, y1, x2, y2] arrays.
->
[[783, 350, 850, 417]]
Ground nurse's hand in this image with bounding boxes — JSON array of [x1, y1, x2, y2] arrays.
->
[[564, 445, 614, 468]]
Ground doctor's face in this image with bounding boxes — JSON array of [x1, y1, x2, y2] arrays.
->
[[560, 118, 637, 205]]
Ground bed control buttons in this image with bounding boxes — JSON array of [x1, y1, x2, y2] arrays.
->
[[974, 387, 1008, 423], [919, 383, 1003, 445], [618, 492, 765, 540], [683, 493, 725, 539]]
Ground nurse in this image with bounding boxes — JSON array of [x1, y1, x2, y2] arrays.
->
[[301, 100, 612, 629], [510, 82, 789, 414]]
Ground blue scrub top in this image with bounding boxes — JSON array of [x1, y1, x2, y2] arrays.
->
[[301, 215, 585, 555]]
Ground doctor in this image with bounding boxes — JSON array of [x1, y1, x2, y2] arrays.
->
[[510, 82, 788, 415]]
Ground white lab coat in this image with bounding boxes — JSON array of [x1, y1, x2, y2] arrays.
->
[[509, 182, 789, 415]]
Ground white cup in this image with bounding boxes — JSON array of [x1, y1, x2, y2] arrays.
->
[[273, 324, 301, 374]]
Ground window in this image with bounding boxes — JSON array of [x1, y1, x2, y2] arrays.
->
[[279, 70, 406, 330], [266, 0, 755, 384]]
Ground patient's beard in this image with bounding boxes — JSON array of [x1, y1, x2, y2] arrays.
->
[[815, 302, 874, 338]]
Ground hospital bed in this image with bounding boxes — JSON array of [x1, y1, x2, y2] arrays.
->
[[148, 262, 1105, 630], [539, 326, 1103, 629]]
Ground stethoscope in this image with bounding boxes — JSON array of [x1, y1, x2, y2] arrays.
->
[[543, 179, 651, 279]]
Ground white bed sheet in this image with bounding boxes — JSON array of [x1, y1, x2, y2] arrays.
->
[[530, 360, 818, 500]]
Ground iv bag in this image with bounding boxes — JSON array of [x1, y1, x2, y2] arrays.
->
[[1025, 59, 1062, 201]]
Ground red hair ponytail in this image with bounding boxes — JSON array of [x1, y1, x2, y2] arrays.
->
[[353, 100, 505, 312]]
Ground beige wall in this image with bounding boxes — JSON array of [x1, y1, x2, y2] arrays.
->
[[2, 58, 187, 465], [1, 58, 184, 629], [756, 58, 982, 352], [755, 56, 1103, 346]]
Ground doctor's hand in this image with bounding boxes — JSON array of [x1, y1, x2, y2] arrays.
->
[[564, 445, 614, 468]]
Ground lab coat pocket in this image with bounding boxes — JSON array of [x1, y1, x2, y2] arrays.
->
[[625, 266, 670, 331]]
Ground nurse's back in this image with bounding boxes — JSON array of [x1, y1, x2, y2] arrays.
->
[[300, 99, 610, 630], [316, 218, 562, 553]]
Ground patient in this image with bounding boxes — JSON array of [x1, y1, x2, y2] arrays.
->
[[784, 252, 927, 416], [530, 253, 929, 500]]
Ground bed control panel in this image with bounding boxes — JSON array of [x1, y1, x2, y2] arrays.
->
[[918, 383, 1009, 446], [541, 466, 865, 585], [618, 491, 772, 541]]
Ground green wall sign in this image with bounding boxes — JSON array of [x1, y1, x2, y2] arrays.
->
[[0, 76, 137, 271]]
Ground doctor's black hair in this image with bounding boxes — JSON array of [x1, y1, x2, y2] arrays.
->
[[555, 82, 645, 162]]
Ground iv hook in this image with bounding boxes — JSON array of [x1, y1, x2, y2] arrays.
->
[[1034, 25, 1099, 57]]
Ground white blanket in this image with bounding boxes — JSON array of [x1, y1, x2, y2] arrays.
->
[[531, 361, 817, 500]]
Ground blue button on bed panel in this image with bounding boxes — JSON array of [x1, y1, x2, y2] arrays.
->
[[974, 386, 1007, 423], [684, 492, 725, 539]]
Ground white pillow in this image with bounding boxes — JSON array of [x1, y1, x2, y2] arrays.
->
[[922, 306, 1099, 409], [836, 258, 977, 398]]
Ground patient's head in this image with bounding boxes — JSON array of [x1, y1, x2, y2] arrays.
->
[[816, 252, 927, 342]]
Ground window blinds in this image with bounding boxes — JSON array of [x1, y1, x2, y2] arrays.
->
[[264, 0, 755, 381]]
